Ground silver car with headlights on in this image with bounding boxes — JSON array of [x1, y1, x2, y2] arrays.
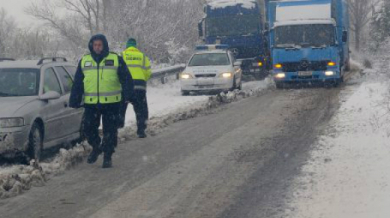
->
[[0, 58, 84, 161], [180, 45, 242, 95]]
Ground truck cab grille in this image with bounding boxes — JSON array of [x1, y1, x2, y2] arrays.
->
[[283, 60, 329, 72]]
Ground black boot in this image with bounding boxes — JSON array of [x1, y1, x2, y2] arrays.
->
[[137, 129, 147, 138], [87, 148, 102, 164], [102, 152, 112, 168]]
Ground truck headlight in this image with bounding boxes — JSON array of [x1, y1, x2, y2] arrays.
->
[[220, 72, 233, 78], [275, 73, 286, 79], [0, 118, 25, 128], [180, 73, 193, 79], [325, 71, 335, 76]]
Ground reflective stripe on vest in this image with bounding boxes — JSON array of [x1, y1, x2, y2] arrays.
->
[[81, 53, 122, 104]]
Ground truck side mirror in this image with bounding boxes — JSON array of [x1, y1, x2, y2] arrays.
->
[[342, 31, 348, 43], [198, 20, 204, 38]]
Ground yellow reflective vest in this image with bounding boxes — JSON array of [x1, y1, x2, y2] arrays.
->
[[81, 53, 122, 104], [122, 47, 151, 90]]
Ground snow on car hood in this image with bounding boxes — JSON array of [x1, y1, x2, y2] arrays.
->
[[0, 96, 37, 117]]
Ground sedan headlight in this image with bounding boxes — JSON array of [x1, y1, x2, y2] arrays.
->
[[180, 73, 193, 79], [220, 72, 233, 78], [0, 118, 25, 128]]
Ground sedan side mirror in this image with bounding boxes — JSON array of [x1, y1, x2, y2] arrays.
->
[[40, 91, 61, 101]]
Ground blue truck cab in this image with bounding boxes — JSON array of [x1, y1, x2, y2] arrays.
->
[[198, 0, 269, 76], [267, 0, 350, 87]]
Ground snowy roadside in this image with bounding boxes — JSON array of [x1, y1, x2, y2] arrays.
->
[[282, 70, 390, 217], [0, 78, 273, 199]]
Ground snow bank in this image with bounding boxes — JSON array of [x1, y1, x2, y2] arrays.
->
[[207, 0, 257, 9], [0, 144, 91, 199], [283, 74, 390, 216]]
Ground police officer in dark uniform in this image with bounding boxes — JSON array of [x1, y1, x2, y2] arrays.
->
[[70, 34, 133, 168]]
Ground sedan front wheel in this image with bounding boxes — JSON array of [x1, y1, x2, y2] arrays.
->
[[26, 123, 43, 162]]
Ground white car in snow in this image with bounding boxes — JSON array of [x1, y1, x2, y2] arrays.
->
[[180, 45, 242, 95]]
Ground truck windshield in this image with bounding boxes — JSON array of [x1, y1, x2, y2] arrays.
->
[[274, 24, 336, 48], [0, 68, 40, 97], [206, 15, 261, 37], [188, 53, 230, 66]]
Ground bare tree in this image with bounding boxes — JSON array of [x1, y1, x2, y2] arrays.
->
[[0, 8, 16, 57], [347, 0, 379, 51]]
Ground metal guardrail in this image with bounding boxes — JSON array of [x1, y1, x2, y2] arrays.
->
[[150, 64, 186, 84]]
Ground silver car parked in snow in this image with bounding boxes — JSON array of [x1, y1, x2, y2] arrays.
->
[[0, 58, 84, 161]]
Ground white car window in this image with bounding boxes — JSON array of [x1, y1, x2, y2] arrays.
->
[[43, 68, 62, 94]]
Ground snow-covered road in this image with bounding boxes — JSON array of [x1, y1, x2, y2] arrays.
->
[[283, 79, 390, 218]]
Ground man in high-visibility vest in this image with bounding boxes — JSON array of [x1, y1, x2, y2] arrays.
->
[[70, 34, 133, 168], [119, 38, 151, 138]]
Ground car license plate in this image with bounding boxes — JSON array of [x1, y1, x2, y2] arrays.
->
[[197, 78, 214, 85], [298, 71, 313, 76]]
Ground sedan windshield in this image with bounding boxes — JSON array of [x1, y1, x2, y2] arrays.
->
[[275, 24, 336, 48], [0, 68, 40, 97], [188, 53, 230, 67]]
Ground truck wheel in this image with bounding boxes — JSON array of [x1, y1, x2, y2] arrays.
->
[[345, 59, 351, 72], [26, 123, 43, 162]]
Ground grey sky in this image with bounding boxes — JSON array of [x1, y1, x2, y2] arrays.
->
[[0, 0, 39, 26]]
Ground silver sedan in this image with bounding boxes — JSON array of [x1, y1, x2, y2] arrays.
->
[[0, 59, 84, 162]]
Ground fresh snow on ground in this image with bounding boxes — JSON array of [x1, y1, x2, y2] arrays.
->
[[283, 73, 390, 217]]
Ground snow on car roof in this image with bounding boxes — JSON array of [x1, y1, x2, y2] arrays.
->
[[207, 0, 257, 9], [276, 2, 331, 22]]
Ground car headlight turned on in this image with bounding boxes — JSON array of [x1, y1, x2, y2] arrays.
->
[[325, 71, 335, 76], [275, 73, 286, 79], [0, 118, 25, 128], [220, 72, 233, 78], [180, 73, 193, 79]]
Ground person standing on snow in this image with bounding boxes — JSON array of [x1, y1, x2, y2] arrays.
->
[[119, 38, 151, 138], [69, 34, 134, 168]]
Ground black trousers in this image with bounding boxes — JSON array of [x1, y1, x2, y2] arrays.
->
[[84, 103, 120, 154], [119, 90, 149, 133]]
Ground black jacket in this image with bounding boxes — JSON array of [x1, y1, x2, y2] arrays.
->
[[69, 34, 134, 108]]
